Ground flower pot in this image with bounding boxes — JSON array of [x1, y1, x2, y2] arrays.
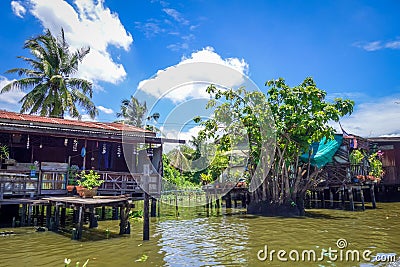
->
[[67, 185, 75, 192], [76, 186, 98, 198]]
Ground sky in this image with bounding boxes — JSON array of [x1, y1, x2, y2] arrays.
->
[[0, 0, 399, 141]]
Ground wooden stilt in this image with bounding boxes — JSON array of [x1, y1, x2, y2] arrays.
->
[[119, 206, 126, 235], [370, 184, 377, 209], [360, 187, 365, 211], [226, 192, 232, 208], [89, 207, 98, 228], [175, 192, 179, 215], [234, 198, 238, 208], [348, 187, 355, 211], [143, 192, 150, 241], [330, 190, 334, 208], [321, 190, 326, 209], [76, 206, 84, 240], [54, 205, 60, 231], [101, 206, 106, 220], [241, 193, 247, 208], [314, 191, 319, 208], [112, 207, 119, 220], [21, 204, 27, 227], [40, 205, 45, 226], [46, 205, 51, 228], [150, 198, 157, 217], [60, 207, 66, 227], [27, 204, 33, 226]]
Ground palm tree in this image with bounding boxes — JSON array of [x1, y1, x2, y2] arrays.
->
[[1, 29, 97, 119], [116, 96, 147, 127]]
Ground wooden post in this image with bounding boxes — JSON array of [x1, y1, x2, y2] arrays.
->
[[348, 187, 355, 211], [101, 206, 106, 220], [150, 198, 157, 217], [234, 198, 238, 208], [329, 189, 334, 208], [360, 187, 365, 211], [60, 207, 66, 227], [321, 190, 326, 209], [119, 206, 126, 235], [54, 205, 60, 231], [241, 193, 247, 208], [112, 207, 119, 220], [27, 204, 33, 226], [175, 192, 179, 216], [89, 207, 98, 228], [76, 206, 84, 240], [40, 205, 45, 226], [370, 185, 377, 209], [226, 192, 232, 209], [21, 204, 27, 227], [205, 192, 210, 209], [215, 197, 220, 209], [46, 205, 51, 228], [143, 192, 150, 240], [314, 191, 319, 208]]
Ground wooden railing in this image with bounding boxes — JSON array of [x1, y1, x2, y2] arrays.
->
[[0, 171, 39, 199], [0, 170, 161, 199], [95, 171, 161, 197]]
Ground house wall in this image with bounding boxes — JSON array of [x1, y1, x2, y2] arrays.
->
[[378, 142, 400, 185]]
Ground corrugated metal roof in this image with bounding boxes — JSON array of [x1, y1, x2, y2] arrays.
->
[[0, 110, 151, 134]]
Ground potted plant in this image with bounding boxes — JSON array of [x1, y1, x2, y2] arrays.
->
[[67, 165, 79, 192], [0, 144, 9, 169], [76, 170, 103, 198]]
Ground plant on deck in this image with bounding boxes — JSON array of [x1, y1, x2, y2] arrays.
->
[[77, 170, 103, 190]]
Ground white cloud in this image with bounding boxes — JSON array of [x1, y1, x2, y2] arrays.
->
[[97, 105, 113, 114], [0, 76, 25, 108], [137, 47, 250, 103], [334, 96, 400, 137], [11, 1, 26, 18], [28, 0, 133, 84], [354, 39, 400, 51], [163, 8, 189, 25]]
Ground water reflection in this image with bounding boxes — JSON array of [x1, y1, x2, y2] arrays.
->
[[157, 217, 249, 266]]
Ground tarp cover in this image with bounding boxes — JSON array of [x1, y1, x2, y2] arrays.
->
[[300, 134, 343, 168]]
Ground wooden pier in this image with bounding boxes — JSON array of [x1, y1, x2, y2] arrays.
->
[[0, 195, 146, 240]]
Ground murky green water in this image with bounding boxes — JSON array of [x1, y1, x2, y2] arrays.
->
[[0, 203, 399, 267]]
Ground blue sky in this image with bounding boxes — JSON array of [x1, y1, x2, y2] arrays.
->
[[0, 0, 399, 139]]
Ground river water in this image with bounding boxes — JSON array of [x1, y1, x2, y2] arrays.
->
[[0, 203, 399, 267]]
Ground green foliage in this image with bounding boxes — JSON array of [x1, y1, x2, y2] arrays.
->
[[368, 153, 384, 178], [162, 154, 200, 190], [349, 150, 365, 165], [1, 29, 97, 119], [116, 96, 147, 127], [67, 165, 80, 185], [77, 170, 103, 190], [0, 144, 9, 160], [266, 77, 354, 157], [196, 77, 355, 207]]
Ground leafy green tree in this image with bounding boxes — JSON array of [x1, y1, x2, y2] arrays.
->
[[196, 77, 354, 216], [1, 29, 97, 119], [116, 96, 148, 127]]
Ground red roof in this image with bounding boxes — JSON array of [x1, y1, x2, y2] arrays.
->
[[0, 110, 151, 134]]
